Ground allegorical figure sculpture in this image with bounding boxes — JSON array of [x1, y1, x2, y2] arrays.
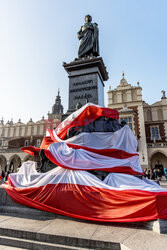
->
[[77, 15, 99, 58], [161, 90, 166, 99]]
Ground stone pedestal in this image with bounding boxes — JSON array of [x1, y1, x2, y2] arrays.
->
[[1, 187, 167, 235], [152, 219, 167, 234], [63, 57, 108, 116]]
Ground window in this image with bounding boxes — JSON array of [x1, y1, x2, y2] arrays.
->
[[36, 139, 41, 148], [120, 117, 132, 129], [24, 140, 29, 146], [151, 126, 160, 140]]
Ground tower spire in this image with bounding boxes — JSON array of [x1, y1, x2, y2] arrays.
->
[[51, 89, 64, 114]]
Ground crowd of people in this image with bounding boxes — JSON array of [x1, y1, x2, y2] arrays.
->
[[1, 166, 167, 185], [0, 170, 12, 183], [144, 167, 167, 183]]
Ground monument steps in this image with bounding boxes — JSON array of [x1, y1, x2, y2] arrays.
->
[[0, 226, 121, 250], [0, 188, 167, 236], [0, 235, 90, 250]]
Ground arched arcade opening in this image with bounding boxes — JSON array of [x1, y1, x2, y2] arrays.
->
[[9, 155, 21, 173], [23, 155, 34, 162], [0, 155, 7, 173], [150, 151, 167, 176]]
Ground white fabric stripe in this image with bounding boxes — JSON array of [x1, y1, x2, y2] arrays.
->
[[52, 118, 137, 154], [8, 161, 166, 192], [64, 125, 137, 153], [104, 173, 163, 191], [48, 142, 142, 173], [9, 166, 111, 189]]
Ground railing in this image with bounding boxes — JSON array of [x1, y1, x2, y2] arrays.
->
[[147, 143, 167, 148], [0, 148, 22, 153]]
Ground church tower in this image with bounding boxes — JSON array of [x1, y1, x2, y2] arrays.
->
[[52, 89, 64, 114], [48, 89, 64, 120]]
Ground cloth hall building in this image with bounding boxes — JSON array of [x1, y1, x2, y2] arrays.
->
[[108, 74, 167, 172], [1, 77, 167, 174], [0, 91, 64, 174]]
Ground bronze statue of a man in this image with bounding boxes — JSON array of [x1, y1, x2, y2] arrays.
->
[[77, 15, 99, 59]]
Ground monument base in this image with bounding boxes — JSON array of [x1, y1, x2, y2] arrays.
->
[[0, 188, 167, 235], [63, 56, 108, 117]]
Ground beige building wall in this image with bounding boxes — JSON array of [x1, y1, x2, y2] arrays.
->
[[108, 74, 148, 169], [0, 116, 61, 173], [144, 91, 167, 172], [108, 75, 167, 172], [0, 90, 64, 174]]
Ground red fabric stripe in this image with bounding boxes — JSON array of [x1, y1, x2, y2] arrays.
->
[[21, 144, 142, 175], [4, 183, 165, 222], [56, 105, 119, 139], [40, 136, 55, 149], [48, 130, 58, 143], [21, 146, 40, 156], [21, 143, 138, 159], [67, 143, 138, 159], [155, 192, 167, 219]]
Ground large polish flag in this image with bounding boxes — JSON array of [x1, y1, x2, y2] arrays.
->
[[3, 161, 167, 222], [52, 102, 119, 139], [4, 103, 167, 222], [21, 103, 142, 175]]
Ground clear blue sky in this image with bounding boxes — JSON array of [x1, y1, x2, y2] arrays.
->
[[0, 0, 167, 123]]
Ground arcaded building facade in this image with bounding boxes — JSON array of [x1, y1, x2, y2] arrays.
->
[[0, 90, 64, 173], [108, 74, 167, 171], [143, 92, 167, 172]]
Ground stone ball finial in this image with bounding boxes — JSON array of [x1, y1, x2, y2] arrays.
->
[[0, 118, 4, 125], [10, 118, 13, 125]]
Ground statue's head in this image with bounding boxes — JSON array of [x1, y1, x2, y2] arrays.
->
[[85, 15, 92, 23]]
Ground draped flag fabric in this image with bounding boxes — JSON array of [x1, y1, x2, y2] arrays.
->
[[44, 141, 142, 175], [51, 102, 119, 140], [3, 161, 167, 222], [3, 103, 167, 222]]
